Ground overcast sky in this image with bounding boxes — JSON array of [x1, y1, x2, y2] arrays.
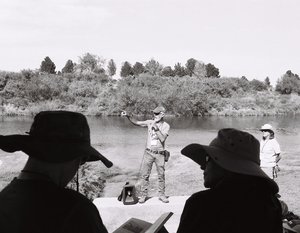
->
[[0, 0, 299, 84]]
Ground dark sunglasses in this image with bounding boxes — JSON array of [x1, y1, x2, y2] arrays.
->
[[261, 130, 270, 132], [153, 112, 161, 115]]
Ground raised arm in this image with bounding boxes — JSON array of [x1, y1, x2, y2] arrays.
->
[[121, 111, 148, 127]]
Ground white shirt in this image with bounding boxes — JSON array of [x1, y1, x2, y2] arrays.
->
[[260, 138, 281, 167], [145, 120, 170, 151]]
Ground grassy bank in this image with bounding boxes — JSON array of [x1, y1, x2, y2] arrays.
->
[[1, 91, 300, 117], [1, 72, 300, 117]]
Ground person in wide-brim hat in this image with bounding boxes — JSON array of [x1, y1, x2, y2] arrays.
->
[[177, 128, 283, 233], [259, 123, 281, 179], [0, 111, 113, 166], [0, 111, 112, 233]]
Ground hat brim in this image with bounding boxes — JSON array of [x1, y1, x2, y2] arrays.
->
[[259, 129, 274, 132], [181, 143, 269, 179], [0, 135, 113, 168], [152, 110, 162, 114]]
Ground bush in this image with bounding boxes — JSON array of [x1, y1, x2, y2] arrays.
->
[[250, 79, 267, 91], [67, 163, 106, 200]]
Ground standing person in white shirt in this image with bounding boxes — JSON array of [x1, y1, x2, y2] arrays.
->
[[121, 106, 170, 204], [259, 124, 281, 179]]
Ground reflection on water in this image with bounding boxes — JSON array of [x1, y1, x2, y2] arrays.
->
[[84, 115, 300, 170], [1, 115, 300, 169]]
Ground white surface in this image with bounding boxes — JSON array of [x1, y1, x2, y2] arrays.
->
[[94, 196, 189, 233]]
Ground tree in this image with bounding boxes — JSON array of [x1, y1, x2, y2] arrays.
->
[[120, 61, 133, 77], [238, 76, 250, 92], [161, 66, 174, 77], [21, 69, 36, 80], [264, 77, 271, 87], [62, 60, 74, 74], [193, 61, 206, 78], [205, 63, 220, 78], [241, 76, 248, 81], [275, 70, 300, 94], [250, 79, 267, 91], [144, 59, 163, 76], [107, 59, 117, 77], [185, 58, 197, 76], [132, 62, 145, 76], [174, 63, 186, 77], [40, 56, 56, 74], [78, 53, 105, 73]]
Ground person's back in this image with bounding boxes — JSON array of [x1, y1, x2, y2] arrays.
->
[[0, 178, 106, 233], [0, 111, 113, 233], [178, 128, 283, 233], [178, 173, 282, 233]]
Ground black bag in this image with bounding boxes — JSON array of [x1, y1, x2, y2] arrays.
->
[[164, 150, 170, 162], [117, 182, 138, 205]]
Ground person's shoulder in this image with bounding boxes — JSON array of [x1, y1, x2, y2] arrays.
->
[[186, 189, 213, 204], [62, 189, 99, 213], [163, 121, 170, 127], [271, 138, 279, 143], [161, 121, 170, 129], [63, 188, 92, 204]]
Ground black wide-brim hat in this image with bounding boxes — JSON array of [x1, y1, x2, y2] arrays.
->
[[0, 111, 113, 168], [181, 128, 275, 181]]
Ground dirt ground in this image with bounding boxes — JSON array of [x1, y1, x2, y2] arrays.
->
[[1, 148, 299, 215]]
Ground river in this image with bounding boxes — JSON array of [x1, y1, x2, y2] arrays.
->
[[1, 115, 300, 171]]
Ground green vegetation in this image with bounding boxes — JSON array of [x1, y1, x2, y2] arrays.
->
[[1, 70, 300, 117], [0, 55, 300, 116]]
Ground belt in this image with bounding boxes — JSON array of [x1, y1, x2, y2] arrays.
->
[[146, 148, 164, 155]]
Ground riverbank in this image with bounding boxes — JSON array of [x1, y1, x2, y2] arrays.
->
[[1, 91, 300, 117], [1, 72, 300, 117]]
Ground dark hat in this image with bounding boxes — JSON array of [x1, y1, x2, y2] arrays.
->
[[0, 111, 113, 167], [181, 128, 271, 180], [152, 106, 166, 114]]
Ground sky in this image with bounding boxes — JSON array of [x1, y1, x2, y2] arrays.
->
[[0, 0, 299, 85]]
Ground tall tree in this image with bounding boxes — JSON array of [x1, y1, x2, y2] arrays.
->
[[276, 70, 300, 94], [120, 61, 133, 77], [62, 60, 74, 73], [205, 63, 220, 78], [132, 62, 145, 76], [40, 56, 56, 74], [174, 63, 186, 77], [144, 59, 163, 76], [107, 59, 117, 77], [185, 58, 197, 76], [264, 77, 271, 87]]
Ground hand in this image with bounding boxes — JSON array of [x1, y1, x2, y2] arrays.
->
[[152, 123, 159, 131], [121, 111, 127, 117]]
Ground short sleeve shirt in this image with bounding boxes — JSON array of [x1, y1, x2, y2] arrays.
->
[[145, 120, 170, 151], [260, 138, 281, 167]]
